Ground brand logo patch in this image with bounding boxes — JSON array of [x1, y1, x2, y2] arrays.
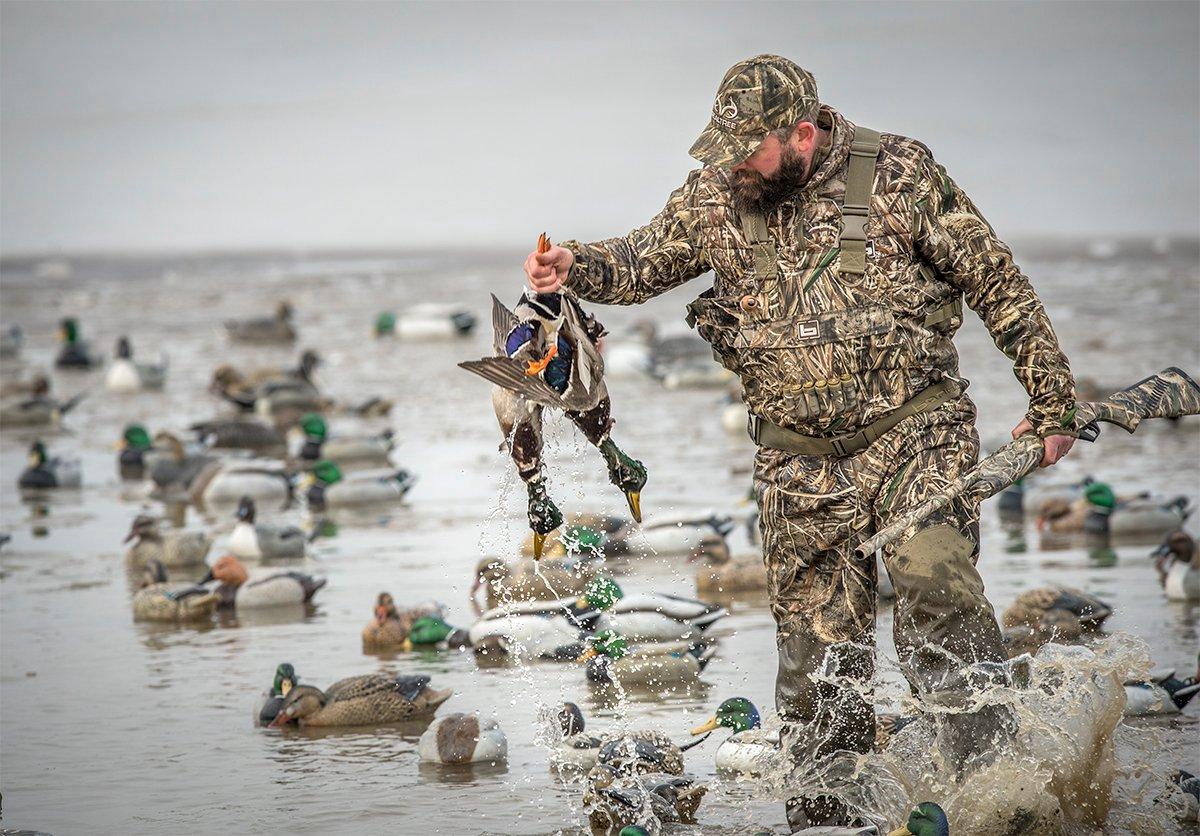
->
[[711, 96, 741, 131], [797, 319, 821, 340]]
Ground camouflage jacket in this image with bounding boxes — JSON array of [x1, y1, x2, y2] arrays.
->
[[561, 105, 1076, 440]]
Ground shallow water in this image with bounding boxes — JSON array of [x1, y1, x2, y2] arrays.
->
[[1, 242, 1198, 834]]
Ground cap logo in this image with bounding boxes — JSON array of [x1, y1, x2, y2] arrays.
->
[[712, 96, 740, 131]]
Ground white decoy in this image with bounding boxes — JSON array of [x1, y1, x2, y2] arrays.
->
[[1123, 656, 1200, 716], [104, 336, 166, 393], [688, 697, 781, 776], [227, 497, 305, 560], [575, 578, 726, 642]]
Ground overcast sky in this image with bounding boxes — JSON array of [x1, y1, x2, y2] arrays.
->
[[1, 1, 1197, 255]]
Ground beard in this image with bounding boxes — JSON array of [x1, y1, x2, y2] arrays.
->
[[729, 144, 810, 215]]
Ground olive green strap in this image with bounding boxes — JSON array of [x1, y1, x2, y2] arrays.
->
[[923, 297, 963, 329], [838, 126, 881, 276], [739, 211, 780, 283]]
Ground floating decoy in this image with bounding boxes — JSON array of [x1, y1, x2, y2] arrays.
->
[[551, 701, 604, 771], [583, 729, 707, 835], [291, 413, 394, 469], [693, 536, 767, 595], [471, 553, 608, 612], [188, 417, 286, 455], [1174, 770, 1199, 823], [54, 317, 99, 368], [104, 336, 166, 392], [255, 663, 298, 726], [418, 713, 507, 764], [1002, 607, 1084, 658], [18, 440, 81, 489], [459, 234, 646, 558], [147, 432, 214, 494], [1038, 482, 1190, 539], [187, 459, 293, 509], [688, 697, 780, 776], [1002, 586, 1113, 633], [467, 597, 597, 658], [0, 375, 86, 427], [376, 304, 477, 340], [202, 555, 325, 609], [228, 496, 305, 560], [361, 593, 468, 650], [1153, 531, 1199, 601], [1124, 655, 1200, 716], [518, 514, 629, 558], [131, 559, 218, 623], [301, 459, 415, 511], [578, 630, 717, 689], [124, 513, 212, 568], [607, 511, 735, 558], [268, 672, 452, 728], [575, 578, 726, 642], [224, 300, 297, 344], [0, 324, 22, 358]]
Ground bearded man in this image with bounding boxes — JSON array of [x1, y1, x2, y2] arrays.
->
[[524, 54, 1076, 830]]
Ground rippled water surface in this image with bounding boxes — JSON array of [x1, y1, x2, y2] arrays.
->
[[1, 242, 1198, 834]]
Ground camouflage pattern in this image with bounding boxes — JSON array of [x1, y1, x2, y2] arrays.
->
[[857, 366, 1200, 556], [688, 54, 819, 167], [563, 104, 1077, 440]]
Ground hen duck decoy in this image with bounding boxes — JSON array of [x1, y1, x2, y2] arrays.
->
[[688, 697, 781, 776], [104, 336, 166, 393], [228, 496, 305, 560], [459, 234, 647, 559], [1001, 586, 1113, 633], [361, 593, 468, 650], [578, 630, 717, 689], [1123, 654, 1200, 716], [302, 459, 415, 511], [202, 554, 325, 609], [291, 413, 394, 469], [583, 729, 708, 835], [255, 663, 298, 726], [268, 672, 452, 728], [18, 440, 81, 489], [418, 713, 507, 764], [54, 317, 99, 369], [147, 432, 214, 495], [1153, 531, 1199, 601], [575, 578, 727, 642], [131, 559, 218, 623], [124, 513, 212, 568], [693, 535, 767, 595], [224, 300, 297, 344]]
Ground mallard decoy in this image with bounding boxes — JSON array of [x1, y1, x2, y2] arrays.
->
[[202, 554, 325, 609], [117, 424, 155, 479], [0, 324, 22, 358], [606, 511, 735, 559], [1001, 607, 1084, 658], [1124, 654, 1200, 716], [377, 304, 477, 340], [418, 713, 507, 764], [551, 701, 605, 771], [228, 496, 305, 560], [1174, 770, 1199, 823], [575, 577, 726, 642], [578, 630, 717, 689], [104, 336, 166, 392], [688, 697, 780, 776], [0, 375, 86, 428], [54, 317, 99, 368], [693, 535, 767, 595], [518, 514, 629, 558], [1038, 482, 1191, 539], [131, 559, 218, 623], [210, 350, 323, 419], [467, 596, 598, 658], [124, 513, 212, 568], [225, 300, 297, 344], [361, 592, 468, 650], [291, 413, 394, 468], [301, 459, 415, 511], [471, 553, 608, 612], [890, 803, 950, 836], [1002, 586, 1113, 633], [147, 432, 214, 494], [585, 768, 706, 835], [255, 663, 298, 726], [18, 440, 81, 489], [459, 234, 646, 558], [268, 672, 452, 728], [1153, 531, 1199, 601], [189, 417, 286, 455], [187, 460, 293, 509]]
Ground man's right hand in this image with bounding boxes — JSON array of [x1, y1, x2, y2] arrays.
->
[[524, 245, 574, 293]]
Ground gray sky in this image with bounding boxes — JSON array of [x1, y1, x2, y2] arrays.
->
[[2, 0, 1197, 255]]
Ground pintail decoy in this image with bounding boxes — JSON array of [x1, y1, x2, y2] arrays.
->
[[268, 672, 452, 728], [1153, 531, 1199, 601], [104, 336, 166, 392], [460, 234, 647, 559], [228, 496, 305, 561], [0, 374, 87, 428]]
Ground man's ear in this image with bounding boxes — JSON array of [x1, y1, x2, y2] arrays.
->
[[791, 121, 818, 152]]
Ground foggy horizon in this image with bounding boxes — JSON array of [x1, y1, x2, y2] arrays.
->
[[2, 1, 1198, 256]]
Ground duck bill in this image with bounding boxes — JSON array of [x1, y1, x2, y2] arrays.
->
[[575, 647, 598, 664], [887, 828, 913, 836], [268, 712, 290, 729], [280, 679, 294, 697], [690, 716, 719, 736], [624, 491, 642, 523], [532, 531, 546, 560]]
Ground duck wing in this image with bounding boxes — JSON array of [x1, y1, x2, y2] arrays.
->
[[459, 357, 566, 410], [490, 295, 519, 354]]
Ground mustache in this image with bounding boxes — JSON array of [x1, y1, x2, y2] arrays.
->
[[729, 151, 809, 215]]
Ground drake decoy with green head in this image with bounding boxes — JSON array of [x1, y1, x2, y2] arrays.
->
[[256, 663, 298, 726], [418, 713, 507, 764], [1153, 531, 1199, 601], [578, 629, 717, 689], [1123, 653, 1200, 715], [268, 672, 452, 728], [228, 496, 305, 560], [18, 440, 81, 489], [124, 513, 212, 568], [54, 317, 99, 368], [459, 234, 646, 559], [888, 802, 949, 836], [1039, 482, 1191, 539], [117, 424, 154, 479], [224, 300, 297, 344], [575, 577, 727, 642], [131, 559, 218, 623], [292, 413, 394, 469], [361, 592, 468, 650], [381, 303, 477, 340], [0, 375, 86, 428], [104, 336, 166, 392], [689, 696, 781, 775], [301, 459, 415, 511]]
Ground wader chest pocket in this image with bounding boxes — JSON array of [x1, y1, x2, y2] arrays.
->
[[737, 304, 895, 350]]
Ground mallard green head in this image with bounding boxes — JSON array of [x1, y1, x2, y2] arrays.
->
[[272, 663, 297, 697], [578, 577, 623, 611], [299, 413, 327, 441], [311, 459, 343, 486], [374, 311, 396, 335], [1083, 482, 1116, 510], [617, 828, 650, 836], [889, 802, 948, 836], [578, 629, 627, 663], [408, 616, 466, 648], [27, 440, 47, 467], [59, 318, 78, 344], [559, 524, 603, 556], [691, 696, 761, 736], [122, 424, 152, 451]]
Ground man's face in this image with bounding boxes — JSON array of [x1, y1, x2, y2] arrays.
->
[[728, 128, 811, 215]]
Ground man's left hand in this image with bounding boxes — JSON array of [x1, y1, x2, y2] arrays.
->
[[1010, 418, 1075, 467]]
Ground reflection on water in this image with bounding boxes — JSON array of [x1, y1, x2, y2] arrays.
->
[[1, 245, 1198, 834]]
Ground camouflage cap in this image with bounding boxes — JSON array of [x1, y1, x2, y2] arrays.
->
[[689, 55, 819, 167]]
